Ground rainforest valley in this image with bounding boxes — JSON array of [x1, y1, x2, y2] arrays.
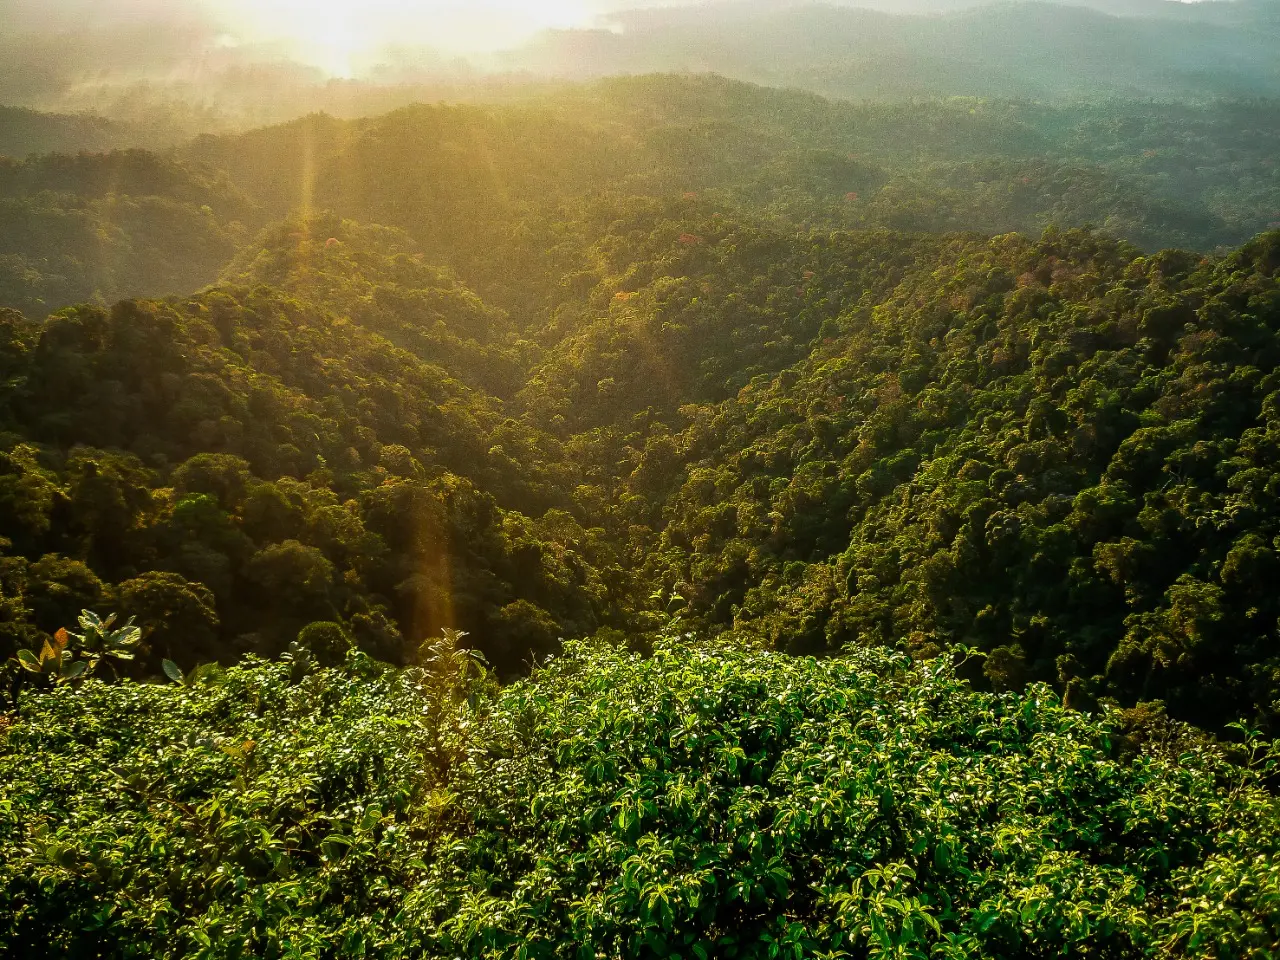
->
[[1, 70, 1279, 958]]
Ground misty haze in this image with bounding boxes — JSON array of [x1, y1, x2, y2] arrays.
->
[[3, 0, 1280, 125], [1, 1, 1279, 958]]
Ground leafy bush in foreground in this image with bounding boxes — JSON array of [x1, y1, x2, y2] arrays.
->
[[1, 639, 1277, 958], [0, 650, 450, 958]]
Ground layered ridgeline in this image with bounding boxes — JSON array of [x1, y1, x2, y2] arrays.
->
[[184, 79, 1280, 277], [5, 77, 1280, 318], [3, 75, 1280, 956], [0, 204, 1278, 734], [2, 0, 1279, 122]]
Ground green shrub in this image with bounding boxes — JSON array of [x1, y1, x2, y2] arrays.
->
[[0, 639, 1276, 958], [408, 639, 1280, 959]]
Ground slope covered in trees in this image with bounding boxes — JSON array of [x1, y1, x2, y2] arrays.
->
[[0, 107, 142, 160], [3, 72, 1280, 958], [4, 78, 1279, 321], [0, 149, 258, 316], [0, 193, 1277, 733], [605, 227, 1280, 731], [186, 79, 1280, 269], [0, 226, 621, 675]]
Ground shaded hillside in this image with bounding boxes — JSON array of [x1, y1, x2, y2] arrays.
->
[[0, 107, 136, 159], [0, 150, 260, 316]]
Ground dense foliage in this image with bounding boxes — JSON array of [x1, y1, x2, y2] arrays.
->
[[0, 233, 620, 672], [2, 640, 1280, 960], [6, 80, 1280, 318], [0, 149, 256, 316], [2, 638, 1277, 958], [634, 228, 1280, 732], [3, 69, 1280, 960], [1, 149, 1280, 729]]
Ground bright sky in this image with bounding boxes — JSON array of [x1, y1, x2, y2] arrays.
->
[[205, 0, 622, 75]]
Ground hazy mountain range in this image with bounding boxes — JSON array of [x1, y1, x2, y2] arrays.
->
[[0, 0, 1277, 133], [504, 0, 1280, 99]]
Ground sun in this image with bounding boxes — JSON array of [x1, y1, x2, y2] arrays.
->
[[211, 0, 598, 75], [292, 7, 365, 78], [214, 0, 368, 77]]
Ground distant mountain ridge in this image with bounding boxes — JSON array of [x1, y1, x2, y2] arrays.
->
[[599, 0, 1277, 22], [504, 0, 1280, 99]]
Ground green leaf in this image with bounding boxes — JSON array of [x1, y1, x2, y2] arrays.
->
[[61, 660, 87, 681]]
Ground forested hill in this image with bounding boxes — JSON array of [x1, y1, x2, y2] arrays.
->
[[0, 198, 1277, 734], [185, 79, 1280, 263], [0, 76, 1279, 735], [4, 72, 1280, 958], [0, 149, 258, 316], [0, 107, 143, 159], [5, 78, 1280, 319]]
